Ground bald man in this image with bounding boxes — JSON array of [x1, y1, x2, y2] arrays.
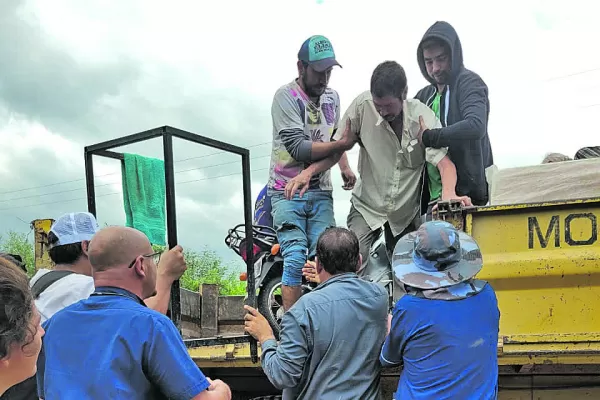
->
[[36, 227, 232, 400]]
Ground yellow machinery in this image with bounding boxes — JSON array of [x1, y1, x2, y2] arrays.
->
[[31, 218, 54, 271]]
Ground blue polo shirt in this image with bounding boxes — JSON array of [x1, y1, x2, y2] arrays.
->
[[37, 286, 210, 400], [380, 283, 500, 399]]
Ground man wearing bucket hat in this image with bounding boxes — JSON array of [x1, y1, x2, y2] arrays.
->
[[380, 220, 499, 399], [268, 35, 357, 311]]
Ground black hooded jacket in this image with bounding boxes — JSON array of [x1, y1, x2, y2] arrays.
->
[[415, 21, 493, 206]]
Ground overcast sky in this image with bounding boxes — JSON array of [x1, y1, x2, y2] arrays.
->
[[0, 0, 597, 268]]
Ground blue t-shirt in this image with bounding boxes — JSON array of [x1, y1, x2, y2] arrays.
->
[[37, 286, 210, 400], [254, 184, 273, 228], [380, 283, 500, 400]]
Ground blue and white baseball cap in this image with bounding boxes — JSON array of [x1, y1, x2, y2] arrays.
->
[[50, 212, 100, 246]]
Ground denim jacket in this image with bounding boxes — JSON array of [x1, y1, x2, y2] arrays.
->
[[261, 272, 389, 400]]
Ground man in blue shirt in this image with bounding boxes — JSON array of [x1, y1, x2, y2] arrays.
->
[[36, 226, 231, 400], [244, 227, 388, 400], [381, 220, 499, 399]]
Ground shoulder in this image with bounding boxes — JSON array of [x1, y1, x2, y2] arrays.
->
[[323, 87, 340, 105], [414, 85, 435, 102], [353, 90, 372, 106], [356, 278, 389, 298], [455, 68, 488, 91], [405, 98, 435, 118], [29, 269, 51, 286], [273, 81, 299, 103], [479, 281, 498, 302]]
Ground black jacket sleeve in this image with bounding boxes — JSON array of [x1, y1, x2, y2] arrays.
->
[[422, 74, 488, 148]]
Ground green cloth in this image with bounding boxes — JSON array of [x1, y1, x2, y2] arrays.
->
[[121, 153, 166, 246], [427, 92, 443, 202]]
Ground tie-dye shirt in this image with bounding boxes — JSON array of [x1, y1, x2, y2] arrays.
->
[[268, 79, 340, 192]]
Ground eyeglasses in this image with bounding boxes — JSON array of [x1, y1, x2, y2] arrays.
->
[[128, 251, 162, 269]]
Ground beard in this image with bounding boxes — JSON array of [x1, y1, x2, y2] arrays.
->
[[302, 74, 326, 98], [433, 70, 451, 85]]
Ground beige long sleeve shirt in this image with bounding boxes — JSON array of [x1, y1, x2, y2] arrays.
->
[[334, 91, 446, 236]]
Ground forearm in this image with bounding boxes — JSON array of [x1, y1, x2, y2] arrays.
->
[[423, 119, 485, 147], [309, 141, 348, 161], [337, 152, 350, 171], [437, 156, 458, 198], [305, 152, 343, 176], [144, 274, 174, 314], [260, 339, 303, 389]]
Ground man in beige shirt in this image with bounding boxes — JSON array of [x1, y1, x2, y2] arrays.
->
[[285, 61, 471, 277]]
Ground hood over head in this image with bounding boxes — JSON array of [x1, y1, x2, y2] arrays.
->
[[417, 21, 464, 85]]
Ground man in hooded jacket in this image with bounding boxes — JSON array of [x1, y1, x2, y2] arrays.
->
[[415, 21, 494, 209]]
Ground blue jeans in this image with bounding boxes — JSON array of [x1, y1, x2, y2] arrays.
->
[[270, 190, 335, 286]]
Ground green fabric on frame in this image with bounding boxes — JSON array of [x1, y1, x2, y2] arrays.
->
[[121, 153, 166, 246]]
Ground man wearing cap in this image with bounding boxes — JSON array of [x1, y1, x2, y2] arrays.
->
[[381, 220, 500, 399], [268, 34, 356, 311], [29, 212, 187, 322]]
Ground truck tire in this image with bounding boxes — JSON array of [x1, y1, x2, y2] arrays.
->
[[258, 275, 284, 339]]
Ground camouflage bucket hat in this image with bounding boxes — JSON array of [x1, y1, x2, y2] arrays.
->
[[392, 220, 483, 290]]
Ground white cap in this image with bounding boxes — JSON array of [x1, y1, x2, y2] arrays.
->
[[50, 212, 100, 246]]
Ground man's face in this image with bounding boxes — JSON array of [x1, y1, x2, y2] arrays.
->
[[141, 249, 158, 299], [300, 63, 332, 98], [423, 44, 451, 85], [372, 95, 403, 122]]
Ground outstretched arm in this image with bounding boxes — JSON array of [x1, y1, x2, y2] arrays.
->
[[273, 90, 352, 162]]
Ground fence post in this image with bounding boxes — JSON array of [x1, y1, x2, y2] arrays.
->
[[200, 284, 219, 337]]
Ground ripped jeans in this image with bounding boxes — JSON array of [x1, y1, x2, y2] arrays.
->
[[270, 190, 335, 286]]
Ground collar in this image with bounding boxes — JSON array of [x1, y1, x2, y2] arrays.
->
[[314, 272, 357, 291], [91, 286, 147, 307]]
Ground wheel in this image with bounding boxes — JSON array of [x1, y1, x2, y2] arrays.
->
[[258, 275, 285, 339], [257, 275, 313, 340]]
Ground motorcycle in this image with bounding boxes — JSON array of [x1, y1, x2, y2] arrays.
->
[[225, 223, 398, 338]]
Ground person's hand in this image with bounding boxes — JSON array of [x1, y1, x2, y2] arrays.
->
[[439, 192, 473, 207], [302, 260, 320, 283], [338, 119, 358, 151], [432, 193, 473, 212], [206, 377, 232, 399], [341, 166, 356, 190], [157, 245, 187, 281], [416, 115, 428, 144], [284, 170, 312, 200], [386, 314, 392, 335], [244, 305, 275, 343]]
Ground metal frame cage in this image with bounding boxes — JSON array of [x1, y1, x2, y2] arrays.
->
[[84, 125, 258, 362]]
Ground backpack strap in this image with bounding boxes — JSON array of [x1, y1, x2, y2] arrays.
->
[[31, 270, 76, 299]]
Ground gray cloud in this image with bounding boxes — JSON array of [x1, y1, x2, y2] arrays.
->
[[0, 1, 274, 268], [0, 1, 140, 129]]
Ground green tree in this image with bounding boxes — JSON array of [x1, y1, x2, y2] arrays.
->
[[0, 231, 35, 277], [154, 245, 247, 296], [0, 231, 246, 296]]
